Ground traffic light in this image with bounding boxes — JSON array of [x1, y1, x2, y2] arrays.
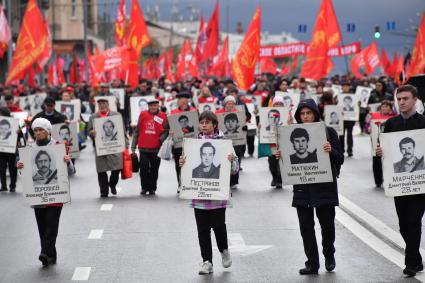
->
[[374, 25, 381, 39]]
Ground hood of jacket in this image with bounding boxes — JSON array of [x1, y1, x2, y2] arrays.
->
[[294, 98, 321, 123]]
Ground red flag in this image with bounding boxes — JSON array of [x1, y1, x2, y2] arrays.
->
[[115, 0, 126, 46], [57, 56, 65, 85], [231, 5, 261, 91], [364, 42, 380, 75], [394, 54, 404, 85], [301, 0, 342, 80], [0, 4, 11, 59], [6, 0, 49, 84], [351, 51, 365, 79], [127, 0, 151, 57], [36, 17, 52, 73], [202, 1, 220, 61], [209, 36, 231, 78], [176, 40, 197, 81], [407, 12, 425, 78], [259, 58, 277, 74], [381, 48, 393, 77], [280, 61, 291, 76], [195, 15, 206, 63], [27, 65, 36, 87], [165, 48, 175, 82], [69, 54, 78, 84], [48, 61, 58, 86]]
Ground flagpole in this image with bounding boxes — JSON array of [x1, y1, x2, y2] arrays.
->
[[6, 0, 12, 68], [83, 0, 89, 82]]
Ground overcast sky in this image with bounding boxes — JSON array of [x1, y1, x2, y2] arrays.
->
[[134, 0, 424, 74]]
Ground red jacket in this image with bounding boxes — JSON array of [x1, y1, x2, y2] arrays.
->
[[198, 96, 215, 104], [136, 110, 168, 149]]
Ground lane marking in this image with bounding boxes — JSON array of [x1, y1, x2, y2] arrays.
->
[[116, 187, 122, 193], [88, 229, 104, 239], [336, 208, 424, 282], [100, 204, 113, 211], [72, 267, 91, 281], [340, 194, 425, 256], [214, 233, 272, 256]]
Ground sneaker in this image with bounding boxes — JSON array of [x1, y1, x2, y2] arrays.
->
[[199, 261, 213, 275], [231, 184, 238, 190], [221, 249, 232, 268], [149, 190, 156, 195], [140, 190, 147, 195]]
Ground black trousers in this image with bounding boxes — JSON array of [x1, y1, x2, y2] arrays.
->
[[394, 194, 425, 269], [296, 205, 336, 269], [34, 206, 63, 259], [139, 150, 161, 191], [247, 134, 255, 156], [0, 152, 17, 188], [268, 156, 282, 184], [97, 170, 120, 196], [372, 156, 383, 186], [194, 208, 228, 263], [359, 110, 367, 133], [230, 145, 245, 186], [172, 147, 183, 187], [339, 121, 355, 155]]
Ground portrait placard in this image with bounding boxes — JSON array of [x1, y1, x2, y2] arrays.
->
[[110, 88, 125, 110], [245, 102, 257, 130], [324, 105, 343, 136], [130, 95, 155, 126], [332, 84, 342, 97], [356, 86, 373, 108], [93, 115, 125, 156], [180, 138, 233, 200], [276, 90, 300, 115], [18, 144, 70, 206], [52, 122, 80, 159], [381, 129, 425, 196], [0, 117, 19, 153], [217, 111, 247, 146], [369, 103, 381, 112], [11, 111, 28, 129], [370, 119, 387, 157], [31, 92, 47, 116], [247, 95, 260, 112], [168, 111, 199, 148], [19, 95, 34, 112], [338, 93, 359, 121], [278, 122, 333, 185], [164, 99, 178, 114], [199, 103, 216, 114], [259, 107, 289, 144], [95, 96, 118, 112], [55, 99, 81, 122]]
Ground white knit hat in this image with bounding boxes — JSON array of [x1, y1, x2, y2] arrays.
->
[[31, 118, 52, 134], [272, 95, 284, 105], [223, 95, 236, 105]]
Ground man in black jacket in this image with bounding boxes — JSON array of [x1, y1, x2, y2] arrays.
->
[[376, 84, 425, 277], [277, 99, 344, 275], [29, 97, 67, 138]]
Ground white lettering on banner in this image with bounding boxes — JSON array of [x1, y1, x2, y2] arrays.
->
[[259, 42, 361, 58]]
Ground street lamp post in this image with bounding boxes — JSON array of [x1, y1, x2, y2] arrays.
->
[[83, 0, 89, 82]]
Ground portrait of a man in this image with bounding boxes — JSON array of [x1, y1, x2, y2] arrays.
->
[[33, 95, 44, 111], [283, 95, 293, 107], [393, 137, 425, 173], [192, 142, 220, 179], [224, 113, 240, 134], [58, 125, 73, 146], [203, 104, 212, 112], [343, 95, 354, 112], [138, 98, 148, 112], [0, 119, 12, 140], [61, 104, 74, 121], [32, 150, 57, 185], [329, 112, 339, 125], [178, 115, 194, 134], [289, 128, 318, 164], [101, 119, 118, 142], [266, 109, 281, 131], [22, 97, 31, 111], [360, 89, 369, 104]]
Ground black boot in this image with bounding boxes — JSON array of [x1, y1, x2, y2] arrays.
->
[[299, 265, 318, 275], [325, 256, 336, 272]]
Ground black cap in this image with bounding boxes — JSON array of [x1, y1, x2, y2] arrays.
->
[[341, 81, 351, 86], [176, 92, 191, 99], [43, 97, 56, 106]]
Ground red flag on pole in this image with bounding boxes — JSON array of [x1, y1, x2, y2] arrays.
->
[[231, 5, 261, 91], [301, 0, 342, 80], [407, 12, 425, 79], [381, 48, 393, 77], [209, 36, 230, 78], [394, 54, 404, 85], [202, 1, 220, 61], [127, 0, 151, 58], [259, 58, 277, 74], [176, 40, 197, 81], [0, 4, 11, 59], [195, 15, 206, 64], [57, 56, 65, 85], [6, 0, 49, 84], [280, 61, 291, 76], [27, 65, 36, 87], [115, 0, 126, 46], [364, 42, 380, 75]]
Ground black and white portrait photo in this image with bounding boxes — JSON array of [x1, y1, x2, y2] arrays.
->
[[61, 104, 75, 121], [380, 129, 425, 196], [52, 122, 80, 159], [217, 111, 247, 146], [324, 105, 343, 136], [289, 128, 318, 164], [266, 109, 281, 131], [31, 92, 47, 116], [259, 107, 289, 144], [168, 111, 199, 148], [393, 137, 425, 173], [355, 86, 373, 108], [278, 122, 333, 185], [19, 144, 70, 206], [19, 95, 34, 112], [275, 90, 300, 114], [95, 96, 118, 112], [224, 113, 240, 134], [93, 115, 125, 156], [58, 125, 72, 145], [198, 103, 216, 114], [342, 95, 354, 112], [338, 93, 359, 121], [0, 117, 19, 154], [192, 142, 221, 179], [55, 100, 81, 122], [32, 150, 58, 186], [180, 138, 233, 200], [110, 88, 125, 110], [0, 119, 12, 140], [130, 95, 155, 126], [329, 112, 339, 125]]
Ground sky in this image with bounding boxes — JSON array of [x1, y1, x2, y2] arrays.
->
[[132, 0, 424, 74]]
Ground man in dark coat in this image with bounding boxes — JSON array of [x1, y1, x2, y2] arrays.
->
[[30, 97, 67, 138], [279, 98, 344, 275], [376, 85, 425, 277]]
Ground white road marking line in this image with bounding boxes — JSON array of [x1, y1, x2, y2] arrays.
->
[[336, 208, 424, 282], [71, 267, 91, 281], [116, 187, 122, 193], [88, 229, 104, 239], [340, 194, 425, 256], [100, 204, 113, 211], [214, 233, 272, 256]]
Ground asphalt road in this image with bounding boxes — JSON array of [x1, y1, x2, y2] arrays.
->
[[0, 132, 423, 283]]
